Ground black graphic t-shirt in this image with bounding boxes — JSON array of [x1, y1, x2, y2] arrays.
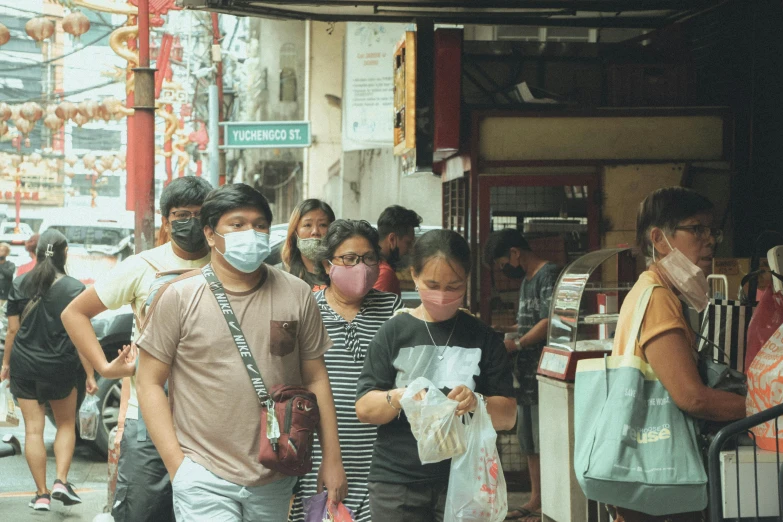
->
[[356, 310, 514, 484]]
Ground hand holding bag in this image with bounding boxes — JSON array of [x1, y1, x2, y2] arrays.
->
[[444, 398, 508, 522], [303, 491, 355, 522], [0, 380, 19, 427], [202, 265, 319, 476], [400, 376, 467, 464], [573, 285, 708, 516]]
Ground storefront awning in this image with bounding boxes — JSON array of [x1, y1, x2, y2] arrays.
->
[[176, 0, 715, 28]]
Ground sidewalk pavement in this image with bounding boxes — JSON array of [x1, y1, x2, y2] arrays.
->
[[0, 416, 109, 521]]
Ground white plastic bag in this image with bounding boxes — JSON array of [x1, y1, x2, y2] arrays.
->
[[79, 394, 100, 440], [444, 399, 508, 522], [0, 380, 19, 427], [400, 376, 466, 464]]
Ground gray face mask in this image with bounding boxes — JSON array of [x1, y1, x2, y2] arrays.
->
[[297, 236, 322, 261]]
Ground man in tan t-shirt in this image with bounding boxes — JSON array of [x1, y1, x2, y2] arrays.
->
[[136, 183, 347, 520]]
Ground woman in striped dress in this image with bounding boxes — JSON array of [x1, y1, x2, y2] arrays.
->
[[289, 219, 402, 522]]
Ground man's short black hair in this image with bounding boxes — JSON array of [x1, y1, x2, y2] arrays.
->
[[377, 205, 422, 239], [199, 183, 273, 230], [482, 228, 531, 266], [159, 176, 213, 218]]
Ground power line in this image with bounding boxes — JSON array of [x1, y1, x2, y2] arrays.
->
[[4, 79, 121, 104], [0, 30, 115, 72]]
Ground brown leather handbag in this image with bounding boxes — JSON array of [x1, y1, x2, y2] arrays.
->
[[202, 265, 320, 476]]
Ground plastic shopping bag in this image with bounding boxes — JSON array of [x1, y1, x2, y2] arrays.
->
[[746, 322, 783, 451], [0, 380, 19, 427], [745, 289, 783, 371], [302, 491, 355, 522], [78, 394, 100, 441], [444, 399, 508, 522], [400, 377, 466, 464]]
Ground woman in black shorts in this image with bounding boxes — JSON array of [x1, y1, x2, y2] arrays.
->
[[0, 229, 94, 511]]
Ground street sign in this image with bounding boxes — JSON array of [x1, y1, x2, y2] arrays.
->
[[221, 121, 311, 149]]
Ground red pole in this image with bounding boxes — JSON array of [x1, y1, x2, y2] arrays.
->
[[133, 0, 156, 252], [125, 90, 135, 211]]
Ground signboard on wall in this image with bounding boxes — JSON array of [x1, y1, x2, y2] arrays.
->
[[343, 22, 408, 151]]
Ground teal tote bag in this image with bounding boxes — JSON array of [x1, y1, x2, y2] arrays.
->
[[573, 285, 707, 516]]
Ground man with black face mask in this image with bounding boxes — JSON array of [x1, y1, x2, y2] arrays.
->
[[483, 228, 560, 520], [62, 176, 212, 522], [374, 205, 422, 296]]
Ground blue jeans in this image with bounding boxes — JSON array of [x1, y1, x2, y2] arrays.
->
[[171, 457, 296, 522]]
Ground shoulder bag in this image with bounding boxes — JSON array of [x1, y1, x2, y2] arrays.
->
[[201, 264, 320, 476], [573, 284, 708, 515]]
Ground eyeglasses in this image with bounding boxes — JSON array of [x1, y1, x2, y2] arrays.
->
[[330, 253, 380, 267], [675, 225, 724, 244], [170, 210, 200, 221]]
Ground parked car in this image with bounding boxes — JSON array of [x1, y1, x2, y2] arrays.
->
[[0, 221, 34, 268]]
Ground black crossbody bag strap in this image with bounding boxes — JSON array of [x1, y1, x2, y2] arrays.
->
[[201, 264, 270, 405]]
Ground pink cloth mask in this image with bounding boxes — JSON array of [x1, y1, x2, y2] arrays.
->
[[418, 287, 465, 322], [329, 263, 380, 299]]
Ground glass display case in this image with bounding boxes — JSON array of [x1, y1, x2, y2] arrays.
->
[[537, 247, 637, 381]]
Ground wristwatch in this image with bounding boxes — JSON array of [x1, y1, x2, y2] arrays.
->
[[514, 337, 522, 350]]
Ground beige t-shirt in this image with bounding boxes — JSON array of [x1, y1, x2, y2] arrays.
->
[[93, 242, 210, 420], [612, 270, 695, 362], [136, 265, 332, 487]]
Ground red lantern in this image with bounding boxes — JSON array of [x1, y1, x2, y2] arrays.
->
[[77, 100, 99, 119], [62, 10, 90, 45], [55, 101, 78, 120], [64, 154, 78, 167], [20, 102, 43, 122], [0, 103, 10, 121], [73, 113, 89, 127], [25, 17, 56, 46], [13, 118, 33, 136], [100, 155, 114, 170], [0, 23, 10, 47], [44, 113, 63, 131]]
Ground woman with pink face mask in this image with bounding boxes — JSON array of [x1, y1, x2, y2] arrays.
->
[[355, 229, 516, 522], [610, 187, 746, 522], [289, 219, 402, 522]]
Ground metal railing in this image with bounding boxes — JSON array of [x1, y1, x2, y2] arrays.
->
[[708, 403, 783, 521]]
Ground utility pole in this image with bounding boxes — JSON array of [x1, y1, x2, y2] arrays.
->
[[133, 0, 156, 252], [208, 12, 224, 187]]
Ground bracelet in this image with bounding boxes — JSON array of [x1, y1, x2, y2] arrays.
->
[[386, 390, 402, 412]]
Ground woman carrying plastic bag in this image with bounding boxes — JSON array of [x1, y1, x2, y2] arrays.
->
[[355, 230, 516, 522]]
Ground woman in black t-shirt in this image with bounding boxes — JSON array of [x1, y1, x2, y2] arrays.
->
[[356, 229, 517, 522], [0, 229, 91, 511]]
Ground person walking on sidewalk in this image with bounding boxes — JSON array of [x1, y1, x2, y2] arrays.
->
[[484, 229, 560, 521], [289, 219, 402, 522], [136, 183, 347, 520], [61, 176, 213, 522], [0, 229, 93, 511], [374, 205, 422, 296]]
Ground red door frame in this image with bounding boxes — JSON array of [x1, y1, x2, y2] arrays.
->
[[475, 173, 601, 323]]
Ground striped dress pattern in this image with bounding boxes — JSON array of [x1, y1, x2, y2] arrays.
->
[[289, 288, 402, 522]]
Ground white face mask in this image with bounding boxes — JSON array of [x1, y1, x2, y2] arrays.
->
[[215, 229, 270, 273], [655, 235, 710, 313]]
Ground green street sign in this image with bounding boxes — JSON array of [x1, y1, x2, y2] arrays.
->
[[221, 121, 311, 149]]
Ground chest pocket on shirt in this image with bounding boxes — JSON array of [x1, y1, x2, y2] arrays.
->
[[270, 320, 297, 356]]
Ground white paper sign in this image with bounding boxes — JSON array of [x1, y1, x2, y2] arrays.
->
[[342, 22, 408, 151]]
